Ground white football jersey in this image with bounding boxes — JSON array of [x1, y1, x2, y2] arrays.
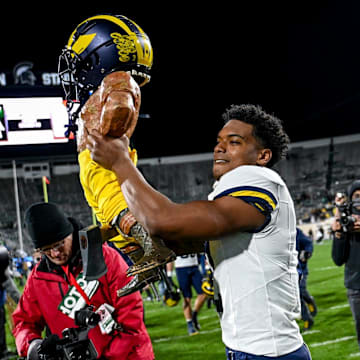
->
[[208, 165, 303, 356], [175, 254, 199, 268]]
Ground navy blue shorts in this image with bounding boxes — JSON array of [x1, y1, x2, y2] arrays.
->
[[175, 265, 203, 298], [226, 343, 312, 360]]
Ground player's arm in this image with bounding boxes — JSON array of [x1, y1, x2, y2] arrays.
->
[[87, 131, 266, 244]]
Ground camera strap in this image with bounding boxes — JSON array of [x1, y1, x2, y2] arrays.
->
[[62, 265, 94, 309], [61, 265, 120, 334]]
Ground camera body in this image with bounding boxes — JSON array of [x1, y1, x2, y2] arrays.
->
[[337, 203, 356, 232], [39, 308, 100, 360], [336, 198, 360, 233]]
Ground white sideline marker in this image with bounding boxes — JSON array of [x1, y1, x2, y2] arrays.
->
[[310, 336, 356, 348], [328, 303, 350, 310], [302, 330, 320, 336], [154, 328, 221, 343], [313, 266, 337, 271]]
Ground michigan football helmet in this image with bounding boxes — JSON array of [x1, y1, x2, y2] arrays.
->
[[58, 14, 153, 105], [201, 279, 214, 297], [163, 286, 181, 307], [201, 268, 214, 297]]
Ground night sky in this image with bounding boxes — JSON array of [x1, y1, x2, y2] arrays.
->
[[1, 1, 360, 159]]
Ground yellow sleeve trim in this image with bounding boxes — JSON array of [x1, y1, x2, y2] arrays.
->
[[229, 190, 276, 210]]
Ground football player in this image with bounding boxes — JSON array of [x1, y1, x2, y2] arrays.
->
[[174, 254, 207, 335], [87, 104, 312, 359]]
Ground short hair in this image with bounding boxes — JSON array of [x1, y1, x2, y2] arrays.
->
[[222, 104, 290, 168]]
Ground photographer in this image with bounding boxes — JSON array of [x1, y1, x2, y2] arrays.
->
[[331, 180, 360, 350], [0, 244, 20, 359], [12, 202, 154, 360]]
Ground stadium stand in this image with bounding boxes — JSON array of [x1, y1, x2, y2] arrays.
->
[[275, 134, 360, 224], [1, 133, 360, 254]]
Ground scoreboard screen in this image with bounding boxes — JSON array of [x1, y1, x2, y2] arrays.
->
[[0, 97, 69, 146]]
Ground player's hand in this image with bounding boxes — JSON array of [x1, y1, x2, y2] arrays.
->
[[87, 130, 130, 170]]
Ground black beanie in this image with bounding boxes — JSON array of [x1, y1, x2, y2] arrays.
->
[[24, 202, 74, 249], [347, 180, 360, 199]]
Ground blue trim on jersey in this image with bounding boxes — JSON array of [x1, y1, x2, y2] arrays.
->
[[214, 186, 276, 233]]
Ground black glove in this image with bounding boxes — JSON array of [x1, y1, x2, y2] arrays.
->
[[27, 339, 42, 360], [27, 334, 61, 360], [38, 334, 61, 358]]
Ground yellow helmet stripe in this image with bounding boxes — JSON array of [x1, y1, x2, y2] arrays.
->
[[67, 14, 131, 49], [71, 33, 97, 55]]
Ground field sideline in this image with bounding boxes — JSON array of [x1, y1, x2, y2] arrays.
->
[[5, 238, 359, 359]]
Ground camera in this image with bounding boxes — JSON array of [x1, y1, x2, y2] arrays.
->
[[38, 307, 100, 360], [336, 198, 360, 233], [74, 307, 100, 328], [338, 203, 356, 232]]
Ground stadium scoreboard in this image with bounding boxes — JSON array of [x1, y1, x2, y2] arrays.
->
[[0, 97, 69, 146]]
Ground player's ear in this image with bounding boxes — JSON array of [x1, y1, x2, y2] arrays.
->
[[256, 148, 272, 166]]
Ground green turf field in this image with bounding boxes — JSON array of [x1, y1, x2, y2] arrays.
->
[[5, 239, 360, 359], [143, 239, 360, 360]]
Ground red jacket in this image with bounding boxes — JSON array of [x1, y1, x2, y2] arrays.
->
[[12, 244, 154, 360]]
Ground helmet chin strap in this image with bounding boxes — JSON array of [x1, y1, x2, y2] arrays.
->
[[64, 83, 94, 138], [64, 100, 81, 138]]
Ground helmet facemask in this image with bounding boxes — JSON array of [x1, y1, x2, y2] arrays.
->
[[58, 48, 98, 105]]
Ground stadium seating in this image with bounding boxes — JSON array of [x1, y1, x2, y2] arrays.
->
[[1, 134, 360, 254]]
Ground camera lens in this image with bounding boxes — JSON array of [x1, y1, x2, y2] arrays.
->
[[75, 308, 100, 327]]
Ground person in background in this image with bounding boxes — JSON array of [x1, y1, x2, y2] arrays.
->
[[296, 228, 317, 332], [175, 254, 207, 335], [307, 229, 313, 242], [12, 202, 154, 360], [0, 245, 20, 360], [315, 226, 324, 244], [331, 180, 360, 350]]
